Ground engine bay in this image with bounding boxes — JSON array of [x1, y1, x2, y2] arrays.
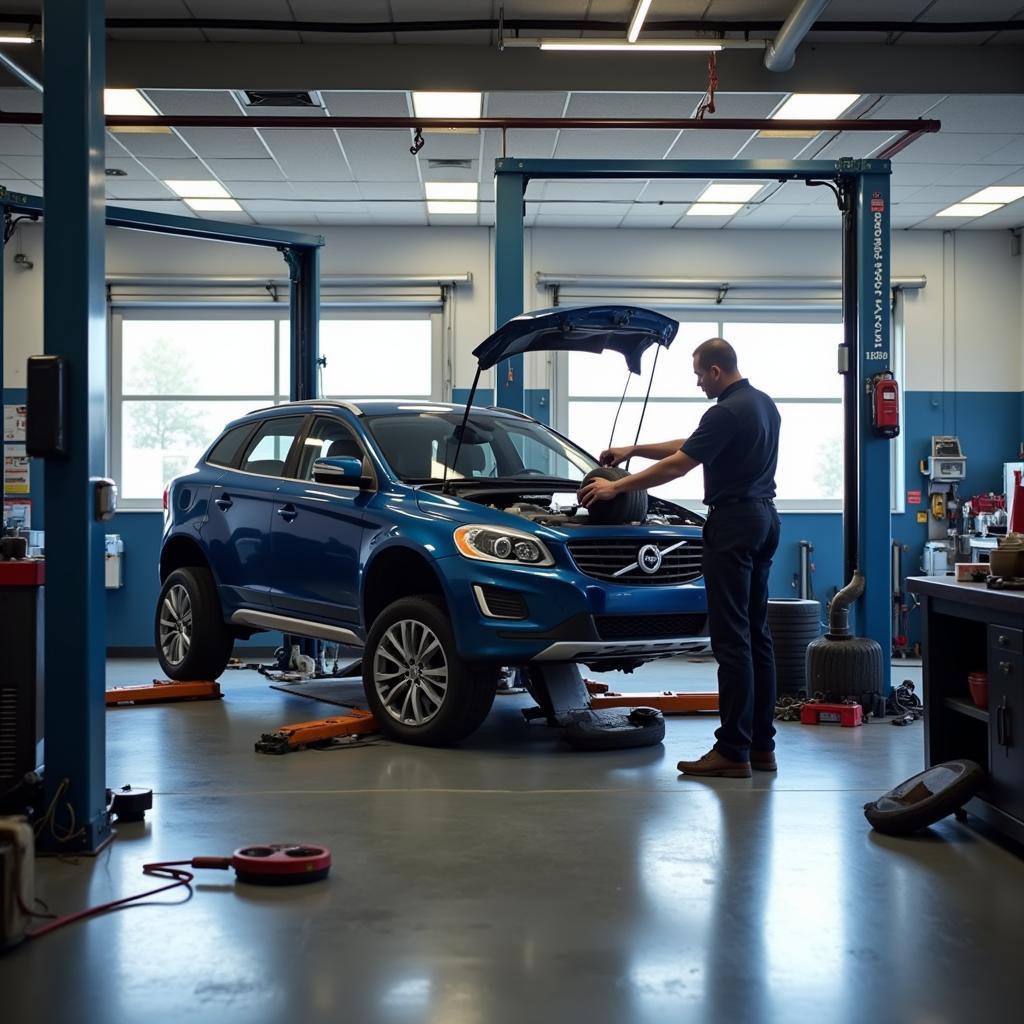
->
[[482, 491, 704, 528]]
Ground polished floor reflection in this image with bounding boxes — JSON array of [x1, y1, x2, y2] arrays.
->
[[3, 657, 1020, 1024]]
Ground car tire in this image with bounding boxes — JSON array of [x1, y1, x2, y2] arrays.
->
[[362, 595, 498, 746], [155, 567, 234, 681], [581, 466, 647, 524]]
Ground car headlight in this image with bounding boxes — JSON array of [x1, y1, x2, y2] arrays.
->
[[453, 525, 554, 567]]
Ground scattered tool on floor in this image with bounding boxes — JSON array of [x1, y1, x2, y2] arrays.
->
[[3, 835, 331, 948], [864, 760, 985, 836], [255, 709, 378, 754], [584, 679, 719, 714], [105, 680, 222, 706]]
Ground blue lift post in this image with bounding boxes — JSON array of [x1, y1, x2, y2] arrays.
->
[[492, 157, 892, 688], [3, 2, 323, 852]]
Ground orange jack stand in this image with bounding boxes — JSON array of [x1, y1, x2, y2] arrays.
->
[[255, 708, 378, 754], [584, 679, 719, 714], [105, 679, 223, 706]]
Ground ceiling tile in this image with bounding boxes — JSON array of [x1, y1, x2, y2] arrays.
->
[[260, 129, 353, 180], [543, 181, 646, 201], [895, 132, 1014, 164], [111, 133, 197, 159], [203, 158, 285, 180], [104, 181, 174, 200], [0, 156, 42, 178], [934, 164, 1024, 187], [358, 182, 424, 200], [338, 129, 420, 181], [485, 92, 569, 117], [929, 95, 1024, 134], [0, 89, 41, 114], [639, 180, 710, 202], [539, 202, 632, 217], [980, 137, 1024, 164], [812, 130, 904, 159], [322, 91, 411, 116], [565, 93, 703, 118], [177, 128, 268, 158], [504, 129, 558, 159], [144, 90, 240, 116], [291, 182, 363, 200], [665, 131, 754, 159], [535, 215, 627, 228], [0, 127, 42, 156], [114, 200, 195, 217], [138, 157, 213, 179], [226, 181, 296, 199], [553, 129, 678, 159]]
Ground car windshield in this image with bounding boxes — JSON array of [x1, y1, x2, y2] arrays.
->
[[363, 411, 599, 484]]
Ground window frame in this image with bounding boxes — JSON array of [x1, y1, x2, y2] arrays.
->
[[109, 306, 442, 509], [553, 307, 905, 514]]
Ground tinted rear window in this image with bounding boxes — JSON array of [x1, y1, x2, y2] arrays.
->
[[206, 423, 255, 468]]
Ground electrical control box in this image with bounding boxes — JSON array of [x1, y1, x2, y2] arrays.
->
[[925, 436, 966, 482]]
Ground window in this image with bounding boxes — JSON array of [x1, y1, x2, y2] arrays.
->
[[296, 417, 365, 481], [562, 316, 846, 510], [111, 310, 439, 507], [239, 417, 305, 477], [364, 411, 596, 484], [207, 423, 257, 469]]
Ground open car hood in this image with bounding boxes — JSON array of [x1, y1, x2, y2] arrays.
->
[[472, 305, 678, 375]]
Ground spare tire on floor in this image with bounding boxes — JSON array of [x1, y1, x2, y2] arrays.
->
[[561, 707, 665, 750], [581, 466, 647, 524], [767, 598, 821, 696], [863, 760, 985, 836]]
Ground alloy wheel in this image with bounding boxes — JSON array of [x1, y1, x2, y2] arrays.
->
[[158, 583, 193, 667], [374, 618, 449, 726]]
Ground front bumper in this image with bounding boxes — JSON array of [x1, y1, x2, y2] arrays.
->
[[435, 554, 708, 666]]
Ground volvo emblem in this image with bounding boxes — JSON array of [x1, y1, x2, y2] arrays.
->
[[637, 544, 663, 575]]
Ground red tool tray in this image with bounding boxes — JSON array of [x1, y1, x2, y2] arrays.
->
[[799, 701, 863, 727], [0, 559, 45, 586]]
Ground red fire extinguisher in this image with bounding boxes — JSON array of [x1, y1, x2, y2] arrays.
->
[[870, 372, 900, 438]]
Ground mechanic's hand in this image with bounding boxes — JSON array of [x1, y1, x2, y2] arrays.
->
[[579, 477, 619, 507], [599, 445, 632, 466]]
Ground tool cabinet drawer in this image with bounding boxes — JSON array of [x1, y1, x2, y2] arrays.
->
[[989, 625, 1023, 656]]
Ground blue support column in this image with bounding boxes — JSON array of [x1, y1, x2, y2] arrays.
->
[[286, 244, 320, 401], [494, 165, 526, 411], [855, 171, 893, 691], [41, 0, 111, 851]]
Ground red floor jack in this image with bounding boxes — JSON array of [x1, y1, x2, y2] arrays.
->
[[584, 679, 720, 714], [255, 708, 378, 754], [799, 701, 864, 727]]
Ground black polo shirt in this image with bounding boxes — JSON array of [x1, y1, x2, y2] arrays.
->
[[681, 379, 780, 507]]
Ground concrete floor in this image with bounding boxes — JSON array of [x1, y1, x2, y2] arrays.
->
[[4, 656, 1021, 1024]]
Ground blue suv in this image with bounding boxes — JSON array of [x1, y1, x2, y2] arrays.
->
[[156, 306, 708, 744]]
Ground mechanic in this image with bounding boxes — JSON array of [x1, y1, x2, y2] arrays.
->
[[578, 337, 781, 779]]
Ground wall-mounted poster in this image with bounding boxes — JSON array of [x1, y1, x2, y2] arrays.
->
[[4, 404, 27, 442], [4, 444, 29, 494], [3, 500, 30, 529]]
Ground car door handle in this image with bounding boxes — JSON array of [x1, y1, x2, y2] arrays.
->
[[276, 504, 298, 523], [215, 495, 233, 511]]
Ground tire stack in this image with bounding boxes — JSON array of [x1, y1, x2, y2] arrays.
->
[[767, 598, 822, 696]]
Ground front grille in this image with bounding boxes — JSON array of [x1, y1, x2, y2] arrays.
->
[[567, 537, 703, 585], [595, 614, 707, 640], [476, 585, 528, 620]]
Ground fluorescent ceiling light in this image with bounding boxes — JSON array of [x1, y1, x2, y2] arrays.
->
[[687, 203, 742, 216], [773, 93, 861, 120], [427, 201, 478, 215], [104, 89, 159, 116], [165, 180, 230, 199], [412, 92, 482, 119], [756, 128, 819, 139], [425, 182, 478, 201], [699, 183, 763, 203], [184, 198, 242, 212], [0, 34, 33, 44], [963, 186, 1024, 204], [627, 0, 654, 43], [539, 40, 722, 51], [935, 203, 1002, 218]]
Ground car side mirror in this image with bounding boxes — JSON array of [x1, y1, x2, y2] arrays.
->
[[312, 456, 373, 489]]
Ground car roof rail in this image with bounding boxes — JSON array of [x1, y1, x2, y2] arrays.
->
[[245, 399, 364, 415], [486, 405, 534, 421]]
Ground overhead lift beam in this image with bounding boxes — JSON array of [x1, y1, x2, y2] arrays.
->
[[492, 157, 894, 690]]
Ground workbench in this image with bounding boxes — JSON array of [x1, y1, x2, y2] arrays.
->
[[907, 576, 1024, 844]]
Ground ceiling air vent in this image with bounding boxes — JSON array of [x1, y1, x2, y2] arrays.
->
[[427, 159, 474, 170], [239, 90, 324, 109]]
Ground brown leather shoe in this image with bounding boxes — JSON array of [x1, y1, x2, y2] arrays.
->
[[751, 750, 777, 772], [676, 748, 752, 778]]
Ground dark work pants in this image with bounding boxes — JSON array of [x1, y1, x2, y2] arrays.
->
[[701, 501, 781, 762]]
